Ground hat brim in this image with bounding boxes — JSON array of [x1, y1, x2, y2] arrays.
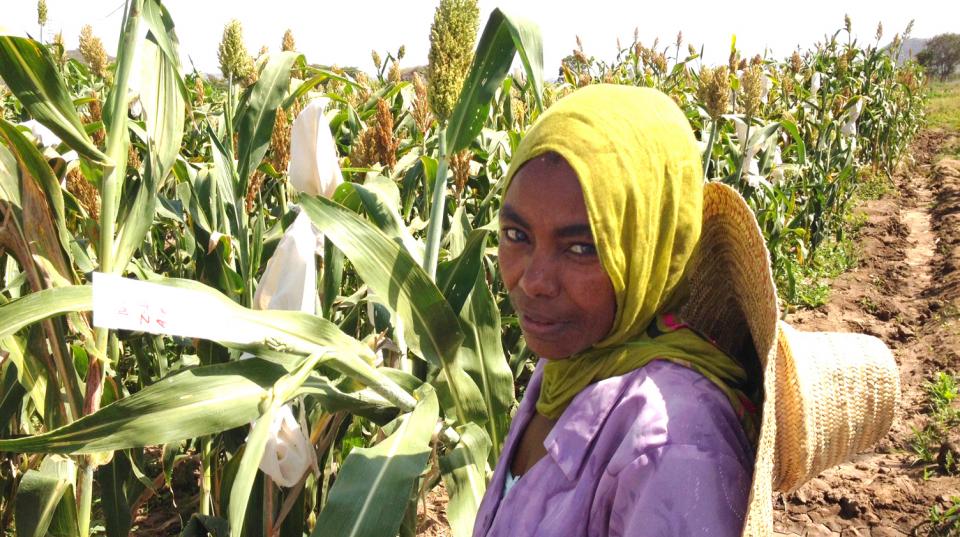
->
[[681, 183, 900, 536], [773, 322, 901, 493], [681, 182, 780, 536]]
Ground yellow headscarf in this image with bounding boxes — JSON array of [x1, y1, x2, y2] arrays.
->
[[505, 85, 756, 437]]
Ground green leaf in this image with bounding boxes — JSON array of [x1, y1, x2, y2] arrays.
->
[[781, 119, 807, 165], [458, 272, 515, 461], [445, 205, 473, 258], [337, 176, 422, 260], [141, 0, 191, 104], [228, 397, 279, 537], [138, 26, 186, 176], [161, 442, 180, 489], [299, 196, 486, 425], [97, 0, 144, 276], [15, 456, 78, 537], [235, 51, 299, 193], [90, 275, 413, 410], [0, 358, 284, 454], [113, 33, 186, 273], [96, 453, 142, 537], [0, 352, 391, 456], [0, 361, 27, 429], [207, 126, 239, 234], [442, 218, 513, 458], [0, 118, 73, 271], [437, 229, 488, 316], [416, 155, 439, 217], [112, 151, 159, 275], [440, 423, 491, 537], [229, 351, 326, 537], [302, 196, 462, 359], [0, 36, 107, 164], [0, 286, 92, 341], [100, 0, 141, 167], [312, 386, 438, 537], [0, 141, 19, 207], [1, 334, 48, 419], [445, 8, 544, 152], [321, 236, 343, 320], [46, 475, 80, 537], [746, 120, 782, 153], [180, 514, 230, 537]]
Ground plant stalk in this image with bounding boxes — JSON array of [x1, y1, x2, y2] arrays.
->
[[422, 128, 448, 280], [99, 0, 142, 276], [264, 475, 275, 536], [225, 74, 235, 162], [81, 1, 144, 535], [702, 119, 719, 179], [224, 76, 255, 307], [734, 119, 752, 183], [77, 462, 95, 537], [200, 436, 213, 516]]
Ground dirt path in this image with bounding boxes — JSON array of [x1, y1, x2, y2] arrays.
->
[[773, 130, 960, 537]]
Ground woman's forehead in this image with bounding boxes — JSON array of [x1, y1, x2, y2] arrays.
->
[[502, 154, 593, 234]]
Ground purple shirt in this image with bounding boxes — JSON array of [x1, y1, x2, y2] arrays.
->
[[473, 360, 753, 537]]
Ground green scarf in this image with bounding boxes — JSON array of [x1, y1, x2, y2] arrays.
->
[[504, 85, 758, 440]]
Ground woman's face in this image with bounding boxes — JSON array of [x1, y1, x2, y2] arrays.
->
[[499, 154, 617, 359]]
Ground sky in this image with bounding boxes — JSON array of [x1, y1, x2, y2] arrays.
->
[[3, 1, 956, 77]]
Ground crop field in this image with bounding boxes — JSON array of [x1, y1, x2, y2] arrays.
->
[[0, 1, 954, 536]]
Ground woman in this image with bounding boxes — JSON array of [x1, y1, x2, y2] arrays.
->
[[472, 84, 900, 537], [474, 84, 757, 536]]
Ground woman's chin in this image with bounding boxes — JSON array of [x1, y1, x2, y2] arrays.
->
[[523, 338, 581, 361]]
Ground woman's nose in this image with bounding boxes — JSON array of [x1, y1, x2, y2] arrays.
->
[[518, 252, 560, 298]]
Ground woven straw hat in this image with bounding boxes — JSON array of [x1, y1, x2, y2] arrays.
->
[[679, 182, 901, 537], [773, 323, 900, 493]]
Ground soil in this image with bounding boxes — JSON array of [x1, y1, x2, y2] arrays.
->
[[417, 483, 451, 537], [772, 129, 960, 537]]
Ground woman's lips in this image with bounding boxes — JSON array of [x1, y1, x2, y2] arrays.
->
[[518, 311, 566, 340]]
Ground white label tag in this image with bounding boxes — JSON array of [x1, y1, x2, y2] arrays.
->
[[92, 272, 262, 344]]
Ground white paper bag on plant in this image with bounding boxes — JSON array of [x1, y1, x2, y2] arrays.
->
[[250, 98, 342, 487], [252, 98, 343, 313], [288, 99, 343, 198], [252, 211, 319, 312], [257, 403, 316, 487]]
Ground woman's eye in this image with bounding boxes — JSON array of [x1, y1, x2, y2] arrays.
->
[[569, 243, 597, 256], [503, 228, 527, 243]]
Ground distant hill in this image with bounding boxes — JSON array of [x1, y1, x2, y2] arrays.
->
[[894, 37, 929, 64], [65, 48, 85, 63], [400, 65, 428, 82]]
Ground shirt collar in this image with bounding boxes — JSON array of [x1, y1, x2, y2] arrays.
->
[[536, 359, 634, 480]]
